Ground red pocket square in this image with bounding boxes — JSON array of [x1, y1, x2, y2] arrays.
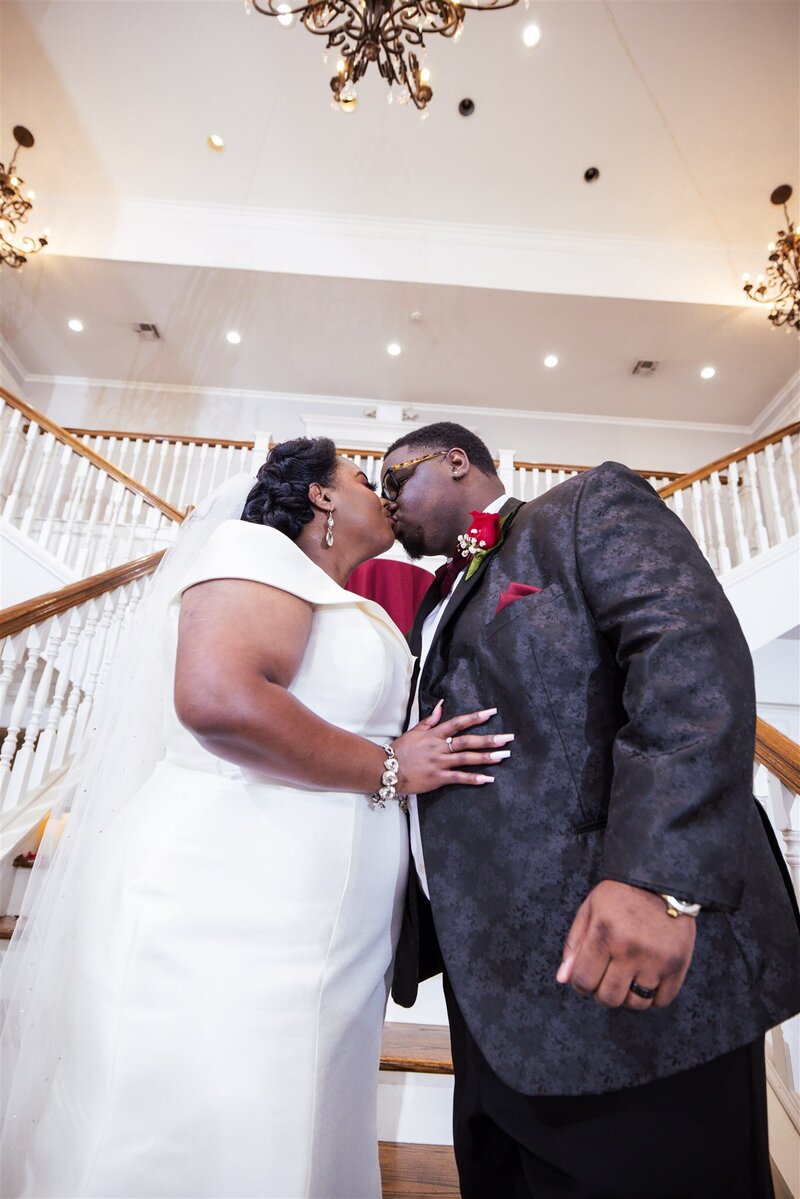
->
[[495, 582, 541, 616]]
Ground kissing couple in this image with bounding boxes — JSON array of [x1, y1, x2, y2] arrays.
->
[[1, 422, 797, 1199]]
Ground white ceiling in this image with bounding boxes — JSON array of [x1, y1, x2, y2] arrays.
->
[[1, 0, 798, 425], [3, 255, 797, 426]]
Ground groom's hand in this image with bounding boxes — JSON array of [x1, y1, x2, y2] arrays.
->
[[556, 880, 696, 1010]]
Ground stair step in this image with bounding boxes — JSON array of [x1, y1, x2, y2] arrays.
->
[[0, 915, 18, 939], [381, 1022, 453, 1075], [379, 1141, 458, 1196]]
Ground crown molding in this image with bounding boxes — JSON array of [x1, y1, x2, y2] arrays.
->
[[750, 369, 800, 438], [38, 196, 761, 308], [24, 371, 750, 436]]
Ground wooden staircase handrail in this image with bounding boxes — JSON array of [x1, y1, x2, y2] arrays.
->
[[756, 718, 800, 797], [511, 460, 684, 481], [65, 427, 257, 450], [658, 421, 800, 499], [0, 387, 186, 523], [0, 552, 166, 639], [57, 428, 686, 483]]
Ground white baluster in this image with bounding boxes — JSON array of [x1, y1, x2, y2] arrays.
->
[[0, 633, 21, 715], [223, 445, 237, 481], [162, 440, 184, 508], [140, 436, 158, 494], [725, 460, 750, 569], [0, 406, 24, 501], [3, 416, 40, 523], [744, 452, 770, 554], [209, 444, 223, 495], [194, 441, 210, 502], [37, 441, 74, 553], [50, 608, 87, 772], [763, 442, 789, 544], [121, 493, 146, 561], [19, 430, 56, 537], [97, 480, 127, 569], [71, 599, 106, 748], [56, 455, 92, 567], [690, 480, 709, 561], [4, 617, 58, 809], [780, 433, 799, 538], [150, 438, 172, 501], [0, 628, 41, 813], [74, 468, 111, 576], [708, 471, 731, 574], [176, 441, 196, 511]]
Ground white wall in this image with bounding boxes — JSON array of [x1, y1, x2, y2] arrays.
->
[[23, 375, 752, 476], [753, 634, 800, 743]]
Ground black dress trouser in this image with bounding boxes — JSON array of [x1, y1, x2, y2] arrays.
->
[[443, 974, 775, 1199]]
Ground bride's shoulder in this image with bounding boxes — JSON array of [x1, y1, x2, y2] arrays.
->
[[174, 519, 345, 606]]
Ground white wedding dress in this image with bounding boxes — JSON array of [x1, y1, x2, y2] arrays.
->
[[15, 521, 413, 1199]]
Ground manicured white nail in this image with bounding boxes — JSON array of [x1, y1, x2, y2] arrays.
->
[[494, 734, 514, 745], [476, 775, 496, 784], [489, 750, 511, 761], [479, 708, 498, 718]]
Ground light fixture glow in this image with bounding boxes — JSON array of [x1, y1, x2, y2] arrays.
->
[[26, 189, 35, 200], [226, 330, 242, 345], [207, 134, 224, 152], [68, 318, 84, 333], [543, 354, 559, 368], [700, 366, 716, 380], [523, 23, 542, 47], [276, 2, 294, 24], [387, 342, 402, 356]]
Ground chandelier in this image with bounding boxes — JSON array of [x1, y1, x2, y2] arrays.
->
[[0, 126, 47, 269], [742, 185, 799, 332], [249, 0, 520, 111]]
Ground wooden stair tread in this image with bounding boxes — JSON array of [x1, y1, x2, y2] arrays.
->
[[0, 915, 18, 939], [379, 1142, 458, 1196], [381, 1022, 453, 1075]]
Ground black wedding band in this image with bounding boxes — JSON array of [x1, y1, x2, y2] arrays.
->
[[629, 980, 657, 1000]]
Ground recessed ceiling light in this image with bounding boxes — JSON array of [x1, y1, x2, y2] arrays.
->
[[523, 23, 542, 47], [544, 354, 559, 368], [226, 330, 241, 345], [67, 318, 84, 333], [387, 342, 402, 357], [700, 366, 716, 380], [207, 134, 224, 152]]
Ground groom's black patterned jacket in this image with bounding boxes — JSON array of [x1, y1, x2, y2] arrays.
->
[[392, 462, 800, 1096]]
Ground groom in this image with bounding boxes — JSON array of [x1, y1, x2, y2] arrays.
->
[[381, 422, 800, 1198]]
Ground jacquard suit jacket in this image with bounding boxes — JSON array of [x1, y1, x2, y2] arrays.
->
[[391, 462, 800, 1096]]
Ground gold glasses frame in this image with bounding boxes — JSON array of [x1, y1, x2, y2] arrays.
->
[[381, 450, 450, 501]]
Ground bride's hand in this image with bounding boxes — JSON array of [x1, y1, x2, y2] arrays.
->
[[393, 701, 513, 795]]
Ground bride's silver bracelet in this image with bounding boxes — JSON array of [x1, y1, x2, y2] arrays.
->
[[370, 743, 408, 813]]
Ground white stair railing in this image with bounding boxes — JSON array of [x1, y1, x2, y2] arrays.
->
[[1, 389, 184, 578], [0, 553, 163, 822], [659, 422, 799, 576], [65, 428, 257, 513]]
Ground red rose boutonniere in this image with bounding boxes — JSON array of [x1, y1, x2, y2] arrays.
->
[[457, 510, 508, 580]]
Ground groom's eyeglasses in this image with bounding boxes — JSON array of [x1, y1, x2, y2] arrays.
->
[[381, 450, 449, 501]]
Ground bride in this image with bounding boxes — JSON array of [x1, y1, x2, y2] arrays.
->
[[0, 437, 510, 1199]]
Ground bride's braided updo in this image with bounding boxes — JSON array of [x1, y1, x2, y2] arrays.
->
[[241, 437, 339, 541]]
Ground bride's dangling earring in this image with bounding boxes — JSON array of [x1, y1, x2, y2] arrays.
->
[[325, 511, 335, 548]]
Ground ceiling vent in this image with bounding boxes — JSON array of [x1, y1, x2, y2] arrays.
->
[[632, 359, 658, 376], [132, 322, 161, 341]]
